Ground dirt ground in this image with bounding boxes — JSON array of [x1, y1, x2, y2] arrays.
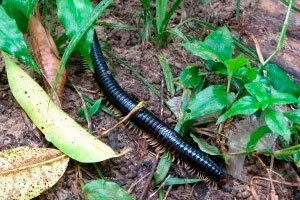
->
[[0, 0, 300, 199]]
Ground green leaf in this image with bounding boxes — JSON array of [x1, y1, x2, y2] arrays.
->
[[190, 133, 222, 156], [235, 66, 258, 82], [293, 150, 300, 167], [184, 85, 235, 121], [224, 54, 249, 76], [0, 5, 39, 73], [3, 0, 38, 18], [57, 0, 94, 70], [179, 65, 201, 89], [265, 109, 291, 142], [284, 109, 300, 124], [161, 0, 182, 32], [245, 81, 270, 102], [154, 152, 172, 185], [181, 27, 233, 62], [83, 180, 134, 200], [266, 64, 300, 98], [217, 96, 260, 124], [246, 126, 271, 152], [2, 0, 28, 32], [79, 98, 103, 119], [165, 177, 202, 186], [158, 54, 175, 95], [269, 90, 298, 105], [3, 52, 121, 163]]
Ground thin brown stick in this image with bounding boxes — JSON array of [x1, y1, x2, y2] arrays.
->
[[139, 78, 165, 200], [98, 101, 145, 138], [163, 185, 173, 200], [252, 176, 300, 187], [246, 31, 265, 64]]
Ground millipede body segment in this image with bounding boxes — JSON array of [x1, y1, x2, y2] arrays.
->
[[91, 33, 227, 185]]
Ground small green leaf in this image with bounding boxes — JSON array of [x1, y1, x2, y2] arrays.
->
[[293, 150, 300, 167], [181, 27, 233, 62], [269, 91, 298, 105], [190, 133, 222, 156], [224, 54, 249, 75], [266, 64, 300, 98], [184, 85, 235, 121], [57, 0, 94, 70], [4, 52, 120, 163], [205, 60, 227, 75], [217, 96, 260, 124], [79, 98, 103, 119], [202, 26, 233, 61], [265, 109, 291, 142], [165, 177, 202, 186], [83, 180, 134, 200], [0, 5, 39, 73], [235, 66, 258, 82], [179, 65, 202, 89], [154, 152, 172, 185], [246, 126, 271, 152], [158, 54, 175, 95], [245, 81, 270, 102], [284, 109, 300, 124]]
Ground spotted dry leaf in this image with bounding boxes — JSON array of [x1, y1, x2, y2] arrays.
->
[[0, 147, 69, 200]]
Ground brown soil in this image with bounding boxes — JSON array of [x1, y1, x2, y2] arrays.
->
[[0, 0, 300, 199]]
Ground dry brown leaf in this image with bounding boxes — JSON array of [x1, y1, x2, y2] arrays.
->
[[28, 10, 66, 107], [0, 147, 69, 200]]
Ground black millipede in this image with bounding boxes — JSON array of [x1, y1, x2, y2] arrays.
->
[[90, 32, 227, 185]]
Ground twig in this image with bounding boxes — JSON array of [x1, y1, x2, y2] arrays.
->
[[267, 145, 276, 200], [139, 78, 165, 200], [163, 185, 173, 200], [98, 101, 145, 137], [255, 155, 276, 199], [246, 31, 265, 64], [252, 176, 300, 187], [139, 153, 161, 200], [128, 172, 151, 193]]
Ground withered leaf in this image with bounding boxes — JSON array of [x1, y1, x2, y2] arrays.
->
[[0, 147, 69, 200]]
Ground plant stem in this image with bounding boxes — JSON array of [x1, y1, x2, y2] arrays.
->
[[263, 0, 294, 66]]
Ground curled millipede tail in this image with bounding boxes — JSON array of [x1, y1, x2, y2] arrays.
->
[[91, 32, 227, 184]]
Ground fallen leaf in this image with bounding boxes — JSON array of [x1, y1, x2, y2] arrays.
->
[[3, 52, 122, 163], [0, 147, 69, 200], [28, 10, 66, 106]]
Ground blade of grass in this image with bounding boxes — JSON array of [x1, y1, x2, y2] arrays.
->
[[51, 0, 114, 99], [140, 0, 157, 34], [236, 0, 240, 19], [263, 0, 294, 66], [157, 54, 175, 96], [280, 0, 300, 13], [96, 21, 136, 30], [43, 0, 48, 25], [161, 0, 182, 33], [156, 0, 168, 34]]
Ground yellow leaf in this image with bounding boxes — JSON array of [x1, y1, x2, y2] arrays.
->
[[3, 51, 122, 162], [0, 147, 69, 200]]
